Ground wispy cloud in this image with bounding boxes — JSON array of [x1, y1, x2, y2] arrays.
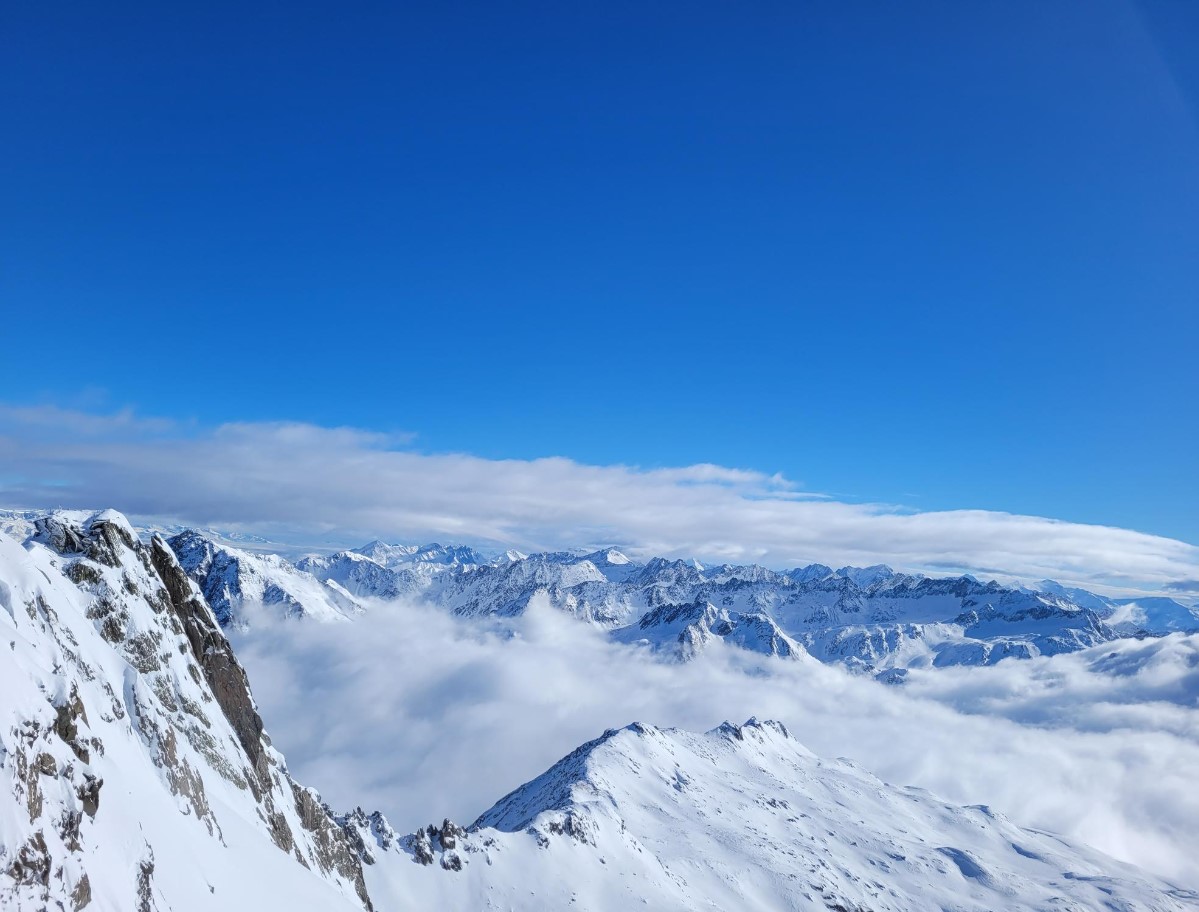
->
[[1, 403, 1196, 593]]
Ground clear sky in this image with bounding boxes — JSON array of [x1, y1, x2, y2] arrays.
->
[[3, 0, 1197, 545]]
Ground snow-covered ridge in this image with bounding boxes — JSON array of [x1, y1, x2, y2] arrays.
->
[[348, 718, 1199, 911], [160, 525, 1199, 670]]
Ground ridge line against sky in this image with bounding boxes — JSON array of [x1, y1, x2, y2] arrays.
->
[[1, 403, 1196, 597]]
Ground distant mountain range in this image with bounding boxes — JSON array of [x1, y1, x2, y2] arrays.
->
[[148, 524, 1199, 674]]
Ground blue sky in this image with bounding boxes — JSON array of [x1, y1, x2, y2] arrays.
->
[[3, 0, 1197, 545]]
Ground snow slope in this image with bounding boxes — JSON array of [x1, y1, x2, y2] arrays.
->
[[350, 718, 1199, 911]]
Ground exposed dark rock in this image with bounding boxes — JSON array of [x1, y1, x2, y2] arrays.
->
[[410, 828, 435, 865], [65, 563, 102, 586], [58, 808, 84, 852], [70, 872, 91, 910], [136, 850, 156, 912], [148, 536, 269, 788], [547, 811, 593, 844], [34, 516, 87, 555], [291, 784, 375, 911], [84, 516, 137, 568], [5, 831, 50, 888], [439, 818, 464, 850], [77, 773, 102, 818]]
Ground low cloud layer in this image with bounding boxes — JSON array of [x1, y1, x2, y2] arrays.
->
[[2, 403, 1198, 592], [233, 598, 1199, 887]]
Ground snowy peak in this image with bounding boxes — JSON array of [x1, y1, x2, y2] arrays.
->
[[614, 599, 802, 661], [351, 540, 420, 566], [474, 718, 800, 833], [835, 563, 897, 588], [358, 718, 1198, 911], [115, 526, 1199, 669], [352, 540, 485, 570], [296, 551, 420, 601], [789, 562, 835, 582], [169, 527, 1190, 669]]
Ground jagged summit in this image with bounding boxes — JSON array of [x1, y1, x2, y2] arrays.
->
[[474, 718, 800, 834]]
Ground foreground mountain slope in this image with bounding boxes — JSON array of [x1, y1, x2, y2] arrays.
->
[[0, 511, 369, 911], [349, 718, 1199, 911]]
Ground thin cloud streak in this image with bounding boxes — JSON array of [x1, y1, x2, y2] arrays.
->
[[1, 404, 1196, 593]]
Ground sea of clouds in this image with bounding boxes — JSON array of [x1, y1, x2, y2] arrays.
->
[[233, 595, 1199, 888]]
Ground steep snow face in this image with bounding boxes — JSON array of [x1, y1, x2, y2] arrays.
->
[[0, 512, 370, 911], [350, 719, 1199, 912], [167, 530, 360, 628]]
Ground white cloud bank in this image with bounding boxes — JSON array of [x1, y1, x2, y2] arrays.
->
[[232, 597, 1199, 887], [1, 403, 1197, 593]]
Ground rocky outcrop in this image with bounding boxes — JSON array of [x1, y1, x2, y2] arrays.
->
[[149, 536, 269, 785]]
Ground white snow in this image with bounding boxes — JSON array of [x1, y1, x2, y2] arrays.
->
[[356, 719, 1199, 911]]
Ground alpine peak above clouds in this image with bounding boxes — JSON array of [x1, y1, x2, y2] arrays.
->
[[348, 718, 1199, 911]]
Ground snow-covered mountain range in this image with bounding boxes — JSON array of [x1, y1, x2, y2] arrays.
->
[[161, 526, 1199, 672], [2, 508, 1197, 910]]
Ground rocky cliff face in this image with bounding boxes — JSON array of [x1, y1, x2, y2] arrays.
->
[[0, 511, 370, 911]]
